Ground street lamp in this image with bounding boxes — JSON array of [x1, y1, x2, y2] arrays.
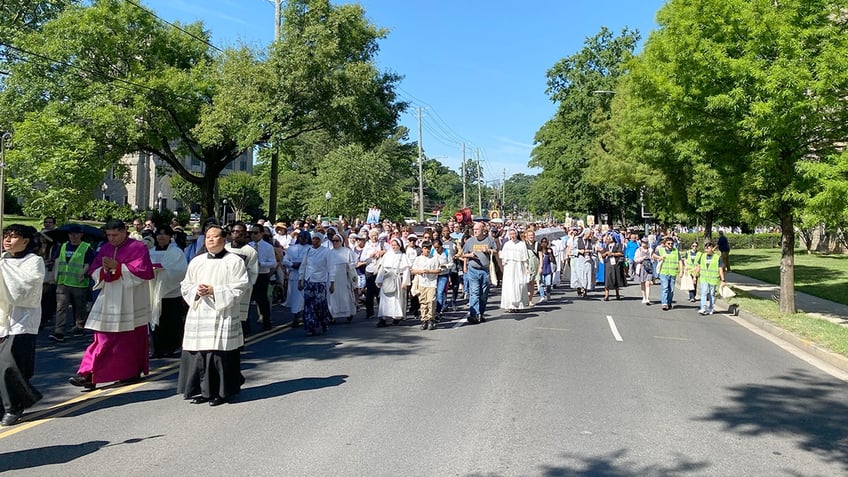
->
[[222, 199, 228, 225], [101, 182, 108, 201], [324, 191, 331, 219], [157, 191, 163, 213], [0, 131, 12, 234]]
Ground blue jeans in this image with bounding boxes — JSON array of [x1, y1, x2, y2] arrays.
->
[[659, 274, 676, 306], [435, 274, 449, 313], [700, 281, 717, 313], [539, 274, 552, 298], [465, 266, 490, 317]]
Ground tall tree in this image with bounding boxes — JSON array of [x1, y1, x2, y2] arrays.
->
[[219, 171, 264, 222], [207, 0, 406, 220], [531, 27, 641, 220], [629, 0, 848, 312], [0, 0, 248, 219]]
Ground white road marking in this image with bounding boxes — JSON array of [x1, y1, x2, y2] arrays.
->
[[452, 318, 467, 329], [535, 327, 570, 332], [654, 336, 690, 341], [606, 315, 623, 342]]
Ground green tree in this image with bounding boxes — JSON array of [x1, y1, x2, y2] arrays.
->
[[0, 0, 253, 220], [206, 0, 406, 220], [628, 0, 848, 312], [219, 172, 264, 222], [169, 175, 202, 213], [531, 27, 641, 222]]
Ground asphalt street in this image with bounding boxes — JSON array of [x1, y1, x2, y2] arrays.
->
[[2, 283, 847, 476]]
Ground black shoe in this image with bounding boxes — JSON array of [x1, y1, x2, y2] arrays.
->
[[478, 315, 486, 323], [376, 319, 387, 328], [392, 319, 402, 326], [209, 397, 227, 407], [428, 321, 437, 330], [421, 322, 428, 330], [662, 305, 669, 311], [346, 316, 353, 322], [68, 373, 95, 390], [190, 396, 210, 404], [467, 315, 479, 325], [117, 376, 142, 385], [71, 327, 85, 337], [1, 411, 22, 427], [49, 333, 64, 343], [263, 323, 272, 331]]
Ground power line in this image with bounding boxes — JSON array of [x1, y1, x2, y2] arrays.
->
[[124, 0, 224, 53]]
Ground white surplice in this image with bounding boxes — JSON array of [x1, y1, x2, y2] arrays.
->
[[499, 239, 529, 310]]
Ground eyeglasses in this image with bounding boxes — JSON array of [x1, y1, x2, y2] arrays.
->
[[332, 238, 342, 242]]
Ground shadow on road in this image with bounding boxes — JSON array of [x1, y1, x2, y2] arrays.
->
[[696, 368, 848, 473], [236, 374, 348, 403], [0, 435, 163, 472]]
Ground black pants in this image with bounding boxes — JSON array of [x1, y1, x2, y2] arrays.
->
[[364, 272, 379, 318], [253, 273, 272, 326], [0, 334, 42, 414]]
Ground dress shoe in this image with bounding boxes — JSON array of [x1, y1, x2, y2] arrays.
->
[[478, 315, 486, 323], [467, 315, 479, 325], [376, 319, 387, 328], [421, 322, 428, 330], [190, 396, 210, 404], [1, 411, 22, 427], [392, 318, 402, 326], [68, 373, 95, 390], [208, 397, 227, 407], [428, 321, 437, 330]]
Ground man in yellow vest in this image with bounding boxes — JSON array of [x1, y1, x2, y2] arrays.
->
[[693, 241, 726, 315], [49, 225, 95, 342], [651, 235, 684, 311]]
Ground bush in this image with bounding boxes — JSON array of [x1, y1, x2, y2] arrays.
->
[[677, 232, 782, 249], [82, 199, 134, 223]]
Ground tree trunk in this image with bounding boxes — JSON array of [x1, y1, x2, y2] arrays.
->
[[703, 210, 714, 241], [199, 173, 218, 225], [268, 146, 279, 221], [779, 204, 796, 314]]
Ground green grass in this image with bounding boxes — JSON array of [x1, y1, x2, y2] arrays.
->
[[730, 291, 848, 357], [3, 214, 46, 230], [730, 248, 848, 306]]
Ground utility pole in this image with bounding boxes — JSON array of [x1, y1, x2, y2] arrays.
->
[[476, 149, 482, 218], [461, 143, 466, 209], [417, 107, 424, 223], [502, 168, 506, 211]]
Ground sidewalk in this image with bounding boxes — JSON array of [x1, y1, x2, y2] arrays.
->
[[727, 271, 848, 328], [724, 271, 848, 375]]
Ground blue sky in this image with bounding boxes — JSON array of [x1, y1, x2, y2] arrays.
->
[[144, 0, 667, 182]]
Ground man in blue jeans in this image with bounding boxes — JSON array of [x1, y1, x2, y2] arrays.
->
[[652, 236, 684, 311], [461, 222, 498, 324]]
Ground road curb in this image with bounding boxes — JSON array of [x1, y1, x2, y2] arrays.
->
[[721, 299, 848, 374]]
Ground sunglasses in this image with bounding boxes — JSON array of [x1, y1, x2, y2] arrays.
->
[[332, 238, 342, 242]]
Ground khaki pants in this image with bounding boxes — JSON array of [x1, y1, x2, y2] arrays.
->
[[418, 286, 436, 322]]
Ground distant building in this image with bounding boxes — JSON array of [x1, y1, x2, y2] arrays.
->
[[100, 150, 253, 212]]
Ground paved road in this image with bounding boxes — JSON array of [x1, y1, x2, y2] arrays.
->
[[2, 284, 847, 476]]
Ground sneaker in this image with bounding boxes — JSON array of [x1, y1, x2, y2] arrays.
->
[[421, 322, 429, 330], [707, 310, 714, 315], [698, 309, 706, 315], [49, 333, 64, 343], [428, 321, 437, 330]]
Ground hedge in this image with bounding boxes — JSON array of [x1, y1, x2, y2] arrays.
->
[[676, 233, 782, 249]]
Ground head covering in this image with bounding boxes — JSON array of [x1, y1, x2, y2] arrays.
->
[[408, 233, 418, 240], [378, 232, 389, 241], [311, 232, 325, 241]]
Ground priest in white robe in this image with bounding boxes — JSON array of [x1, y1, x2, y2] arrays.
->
[[499, 228, 529, 312], [177, 225, 250, 406]]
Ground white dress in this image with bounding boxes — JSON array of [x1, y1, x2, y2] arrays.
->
[[376, 250, 410, 319], [499, 240, 529, 310], [282, 243, 307, 314], [328, 246, 357, 319]]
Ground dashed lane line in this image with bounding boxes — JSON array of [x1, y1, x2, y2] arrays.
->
[[606, 315, 623, 342]]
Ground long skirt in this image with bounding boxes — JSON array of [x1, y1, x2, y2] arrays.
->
[[78, 326, 149, 383], [286, 270, 304, 314], [328, 280, 357, 319], [177, 349, 243, 400], [0, 334, 41, 414], [604, 261, 627, 289], [303, 281, 331, 334], [151, 296, 188, 356], [500, 261, 529, 310], [570, 257, 594, 290]]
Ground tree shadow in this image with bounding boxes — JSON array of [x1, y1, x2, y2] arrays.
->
[[464, 449, 710, 476], [0, 435, 163, 472], [695, 369, 848, 473], [235, 374, 348, 403]]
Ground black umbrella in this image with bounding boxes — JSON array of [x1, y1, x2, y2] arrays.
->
[[44, 223, 106, 244]]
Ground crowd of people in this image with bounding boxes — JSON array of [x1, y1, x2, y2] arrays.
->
[[0, 213, 733, 427]]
